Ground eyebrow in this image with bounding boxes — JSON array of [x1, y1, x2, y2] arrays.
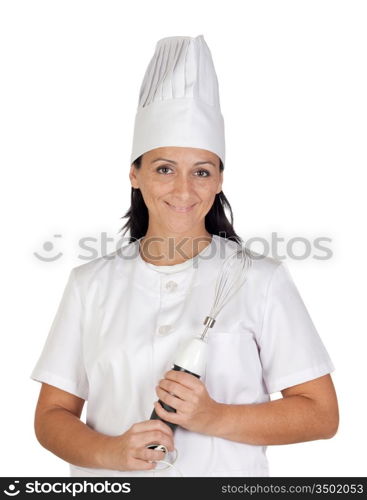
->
[[151, 157, 216, 167]]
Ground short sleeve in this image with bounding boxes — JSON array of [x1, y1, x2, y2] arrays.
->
[[30, 268, 89, 400], [258, 262, 335, 394]]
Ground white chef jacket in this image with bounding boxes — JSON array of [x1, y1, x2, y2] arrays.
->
[[30, 234, 335, 477]]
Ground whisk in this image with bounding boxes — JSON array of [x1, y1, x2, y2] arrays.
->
[[146, 244, 252, 476], [199, 245, 252, 341], [149, 244, 252, 435]]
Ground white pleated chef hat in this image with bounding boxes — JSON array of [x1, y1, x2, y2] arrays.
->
[[130, 34, 225, 167]]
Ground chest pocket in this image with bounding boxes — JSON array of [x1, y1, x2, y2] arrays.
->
[[203, 329, 263, 404]]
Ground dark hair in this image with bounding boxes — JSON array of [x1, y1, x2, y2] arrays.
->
[[118, 154, 243, 244]]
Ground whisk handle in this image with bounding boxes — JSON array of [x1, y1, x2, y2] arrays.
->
[[149, 364, 200, 433]]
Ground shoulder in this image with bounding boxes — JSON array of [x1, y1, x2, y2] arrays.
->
[[246, 248, 283, 282], [70, 241, 138, 288]]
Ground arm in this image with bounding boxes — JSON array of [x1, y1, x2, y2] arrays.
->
[[155, 371, 339, 446], [34, 383, 175, 471], [210, 374, 339, 445], [34, 383, 111, 468]]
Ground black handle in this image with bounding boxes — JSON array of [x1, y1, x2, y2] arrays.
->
[[149, 364, 200, 435]]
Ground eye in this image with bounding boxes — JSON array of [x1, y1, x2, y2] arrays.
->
[[195, 169, 210, 177], [156, 166, 173, 174]]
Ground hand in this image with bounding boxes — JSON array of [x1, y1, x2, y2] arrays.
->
[[99, 419, 175, 472], [154, 369, 221, 434]]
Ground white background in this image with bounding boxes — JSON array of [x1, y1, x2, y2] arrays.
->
[[1, 0, 366, 477]]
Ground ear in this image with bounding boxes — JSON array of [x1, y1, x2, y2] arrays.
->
[[216, 172, 223, 194], [129, 164, 139, 189]]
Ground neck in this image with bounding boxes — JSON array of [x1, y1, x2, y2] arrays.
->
[[139, 232, 213, 266]]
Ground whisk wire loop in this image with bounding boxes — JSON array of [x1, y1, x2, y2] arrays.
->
[[200, 245, 252, 340]]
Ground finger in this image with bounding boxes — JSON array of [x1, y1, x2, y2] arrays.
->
[[134, 446, 167, 462], [154, 400, 180, 425], [131, 419, 173, 437], [138, 429, 175, 452], [156, 386, 184, 411], [164, 370, 199, 389], [158, 379, 192, 401]]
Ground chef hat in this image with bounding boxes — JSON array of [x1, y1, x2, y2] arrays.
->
[[130, 34, 225, 167]]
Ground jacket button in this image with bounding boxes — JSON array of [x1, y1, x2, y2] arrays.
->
[[158, 325, 173, 335], [165, 280, 178, 291]]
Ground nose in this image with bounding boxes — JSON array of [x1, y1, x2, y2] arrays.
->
[[172, 174, 194, 199]]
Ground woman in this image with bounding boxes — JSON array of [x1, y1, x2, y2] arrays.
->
[[31, 35, 338, 477]]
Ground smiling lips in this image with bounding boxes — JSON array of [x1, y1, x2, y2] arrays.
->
[[165, 201, 197, 213]]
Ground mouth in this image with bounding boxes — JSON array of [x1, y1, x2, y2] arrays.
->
[[164, 201, 197, 213]]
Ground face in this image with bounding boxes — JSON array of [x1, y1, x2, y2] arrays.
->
[[129, 146, 223, 235]]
